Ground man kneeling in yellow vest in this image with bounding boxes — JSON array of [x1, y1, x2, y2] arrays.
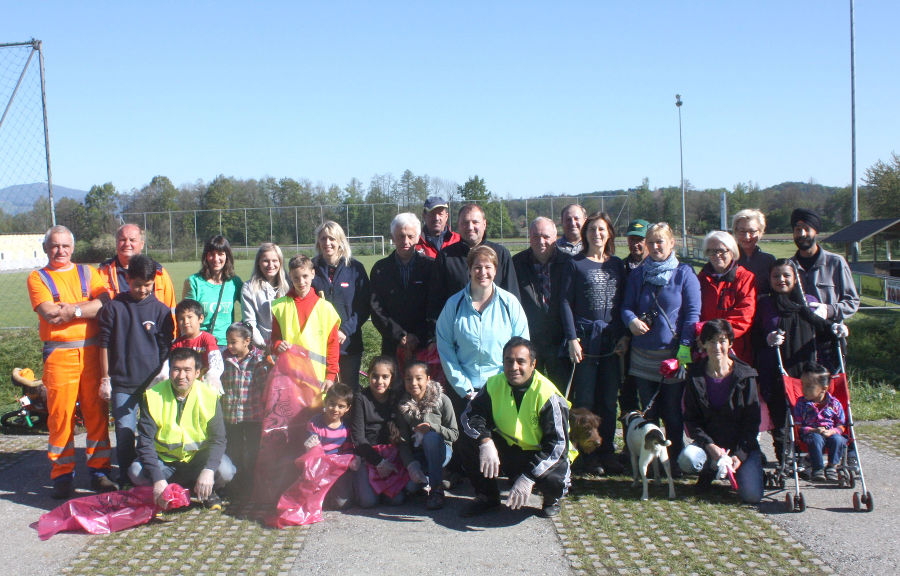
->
[[129, 347, 235, 510], [460, 336, 576, 518]]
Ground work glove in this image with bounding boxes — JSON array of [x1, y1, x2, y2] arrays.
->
[[478, 439, 501, 479], [407, 460, 427, 485], [676, 344, 693, 367], [506, 474, 535, 510], [375, 458, 398, 479], [304, 434, 320, 450], [831, 323, 849, 338], [766, 329, 785, 347], [99, 377, 112, 402]]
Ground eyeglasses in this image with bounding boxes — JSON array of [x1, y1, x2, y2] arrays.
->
[[734, 228, 760, 237], [706, 248, 729, 257]]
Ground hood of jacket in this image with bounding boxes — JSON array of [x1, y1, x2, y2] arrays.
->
[[398, 379, 443, 421]]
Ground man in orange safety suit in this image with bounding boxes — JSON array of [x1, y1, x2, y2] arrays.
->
[[97, 223, 176, 309], [27, 225, 117, 499]]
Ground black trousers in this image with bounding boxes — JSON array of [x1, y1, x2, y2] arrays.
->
[[459, 431, 569, 503]]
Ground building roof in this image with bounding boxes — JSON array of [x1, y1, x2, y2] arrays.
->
[[824, 218, 900, 244]]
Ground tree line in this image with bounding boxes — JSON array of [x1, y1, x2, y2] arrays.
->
[[2, 155, 898, 260]]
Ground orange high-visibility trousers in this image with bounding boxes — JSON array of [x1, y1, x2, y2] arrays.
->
[[42, 346, 111, 479]]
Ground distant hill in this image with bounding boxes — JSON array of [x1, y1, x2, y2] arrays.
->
[[0, 183, 87, 214]]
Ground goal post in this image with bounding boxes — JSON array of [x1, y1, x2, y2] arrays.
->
[[347, 235, 386, 256]]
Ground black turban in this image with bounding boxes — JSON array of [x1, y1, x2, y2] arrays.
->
[[790, 208, 822, 232]]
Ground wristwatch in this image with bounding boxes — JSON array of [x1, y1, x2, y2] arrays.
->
[[74, 305, 83, 319]]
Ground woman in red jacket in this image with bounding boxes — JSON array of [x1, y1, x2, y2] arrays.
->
[[697, 231, 756, 364]]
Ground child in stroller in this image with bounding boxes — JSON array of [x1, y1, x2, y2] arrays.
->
[[794, 362, 846, 482]]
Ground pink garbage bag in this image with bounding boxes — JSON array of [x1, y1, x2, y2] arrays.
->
[[267, 444, 355, 528], [37, 483, 190, 540], [367, 444, 410, 498], [252, 345, 324, 505]]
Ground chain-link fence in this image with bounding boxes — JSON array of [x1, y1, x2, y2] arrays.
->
[[122, 193, 633, 262], [1, 40, 54, 329]]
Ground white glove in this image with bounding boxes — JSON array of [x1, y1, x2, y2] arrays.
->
[[506, 474, 535, 510], [206, 374, 224, 395], [99, 377, 112, 402], [376, 458, 397, 478], [810, 302, 828, 319], [407, 460, 427, 485], [715, 455, 733, 480], [478, 439, 501, 479], [766, 329, 785, 347], [304, 434, 320, 450], [832, 323, 849, 338]]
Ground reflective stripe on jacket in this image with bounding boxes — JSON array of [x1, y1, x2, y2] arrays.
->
[[271, 295, 341, 383]]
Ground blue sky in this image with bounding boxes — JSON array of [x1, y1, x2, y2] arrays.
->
[[2, 1, 898, 198]]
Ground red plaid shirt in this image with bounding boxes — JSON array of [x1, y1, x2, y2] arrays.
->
[[222, 347, 268, 424]]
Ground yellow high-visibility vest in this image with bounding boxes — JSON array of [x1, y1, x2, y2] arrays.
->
[[145, 379, 219, 463], [271, 294, 341, 383]]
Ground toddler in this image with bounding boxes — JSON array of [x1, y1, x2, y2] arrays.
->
[[794, 362, 846, 482]]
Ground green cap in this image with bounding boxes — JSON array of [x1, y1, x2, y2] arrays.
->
[[625, 219, 650, 238]]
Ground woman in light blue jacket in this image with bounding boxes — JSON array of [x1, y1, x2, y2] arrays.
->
[[436, 245, 529, 418]]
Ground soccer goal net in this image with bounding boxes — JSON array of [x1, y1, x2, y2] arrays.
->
[[348, 235, 386, 256]]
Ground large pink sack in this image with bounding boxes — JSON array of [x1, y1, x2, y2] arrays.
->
[[37, 483, 190, 540], [268, 445, 355, 528], [367, 444, 410, 498], [252, 345, 324, 505]]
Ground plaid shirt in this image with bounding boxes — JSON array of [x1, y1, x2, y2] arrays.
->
[[222, 347, 267, 424], [793, 392, 845, 435]]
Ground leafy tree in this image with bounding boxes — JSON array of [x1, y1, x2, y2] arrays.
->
[[863, 153, 900, 217], [457, 175, 515, 239], [83, 182, 120, 241]]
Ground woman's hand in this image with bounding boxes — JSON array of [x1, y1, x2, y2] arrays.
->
[[730, 454, 742, 472], [766, 329, 785, 347], [414, 422, 432, 434], [337, 330, 348, 345], [628, 317, 650, 336], [275, 341, 290, 353], [705, 443, 727, 461], [567, 339, 583, 364]]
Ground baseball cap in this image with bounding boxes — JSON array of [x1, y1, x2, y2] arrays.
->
[[424, 196, 449, 212], [625, 219, 650, 238]]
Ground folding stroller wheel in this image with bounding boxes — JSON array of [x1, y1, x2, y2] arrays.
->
[[784, 493, 794, 512], [848, 472, 856, 489], [854, 491, 874, 512], [796, 493, 806, 512]]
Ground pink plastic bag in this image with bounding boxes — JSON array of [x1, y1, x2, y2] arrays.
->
[[267, 445, 355, 528], [37, 483, 190, 540], [252, 345, 324, 505], [367, 444, 410, 498]]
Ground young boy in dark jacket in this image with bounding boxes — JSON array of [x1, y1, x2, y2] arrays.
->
[[98, 255, 175, 485]]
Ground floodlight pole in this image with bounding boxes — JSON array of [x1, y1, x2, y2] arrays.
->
[[35, 39, 56, 226], [849, 0, 859, 262], [676, 94, 687, 257]]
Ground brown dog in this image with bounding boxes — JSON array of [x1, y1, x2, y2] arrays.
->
[[569, 407, 603, 456]]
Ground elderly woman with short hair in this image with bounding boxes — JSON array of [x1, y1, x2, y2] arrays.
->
[[732, 209, 776, 296], [697, 231, 757, 364]]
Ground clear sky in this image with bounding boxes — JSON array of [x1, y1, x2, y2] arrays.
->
[[2, 1, 898, 198]]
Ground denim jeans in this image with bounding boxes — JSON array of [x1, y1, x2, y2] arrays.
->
[[801, 431, 847, 470], [353, 464, 406, 509], [111, 391, 140, 482], [572, 353, 620, 456], [411, 430, 452, 489], [635, 376, 685, 463], [678, 443, 764, 504], [129, 452, 236, 489]]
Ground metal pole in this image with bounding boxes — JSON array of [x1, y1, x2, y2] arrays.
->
[[244, 208, 248, 250], [676, 94, 687, 257], [269, 207, 273, 242], [371, 204, 375, 237], [168, 211, 173, 259], [294, 207, 298, 247], [721, 189, 728, 230], [33, 40, 57, 227], [346, 205, 350, 235], [194, 211, 198, 259], [849, 0, 859, 262], [218, 210, 222, 235], [499, 199, 503, 239]]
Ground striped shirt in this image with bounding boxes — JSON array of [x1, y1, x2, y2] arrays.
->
[[307, 414, 350, 455]]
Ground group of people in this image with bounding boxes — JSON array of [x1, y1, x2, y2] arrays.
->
[[27, 196, 858, 515]]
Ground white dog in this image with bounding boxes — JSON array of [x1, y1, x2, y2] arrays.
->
[[622, 411, 676, 501]]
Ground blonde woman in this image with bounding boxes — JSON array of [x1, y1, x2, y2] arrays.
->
[[732, 209, 775, 296], [312, 221, 371, 391], [241, 243, 290, 348]]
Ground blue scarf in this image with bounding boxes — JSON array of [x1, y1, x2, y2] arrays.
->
[[642, 252, 679, 286]]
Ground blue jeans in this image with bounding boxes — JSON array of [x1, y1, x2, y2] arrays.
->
[[353, 464, 406, 509], [411, 430, 452, 489], [572, 353, 620, 455], [111, 391, 140, 482], [678, 443, 764, 504], [801, 432, 847, 470], [129, 452, 236, 489], [635, 377, 685, 464]]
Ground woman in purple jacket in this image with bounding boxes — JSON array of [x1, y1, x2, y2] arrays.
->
[[621, 222, 701, 468]]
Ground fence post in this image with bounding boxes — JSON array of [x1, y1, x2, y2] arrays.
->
[[524, 198, 528, 227], [269, 207, 273, 242], [168, 211, 173, 260], [346, 205, 350, 236], [244, 208, 248, 250], [499, 199, 503, 239], [218, 210, 222, 235], [294, 207, 299, 247], [193, 211, 198, 259]]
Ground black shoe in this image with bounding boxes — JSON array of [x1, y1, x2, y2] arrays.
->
[[426, 488, 445, 510], [541, 498, 562, 518], [203, 491, 223, 510], [695, 471, 714, 494], [460, 495, 501, 518], [52, 478, 74, 500], [598, 453, 625, 475], [442, 469, 463, 491], [90, 474, 119, 493]]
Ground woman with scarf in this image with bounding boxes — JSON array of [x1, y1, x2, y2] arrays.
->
[[697, 231, 756, 364], [621, 222, 701, 470], [754, 258, 846, 460]]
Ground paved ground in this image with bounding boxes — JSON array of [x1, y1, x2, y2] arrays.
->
[[1, 426, 896, 575]]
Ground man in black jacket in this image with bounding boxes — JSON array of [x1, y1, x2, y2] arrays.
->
[[370, 212, 434, 356], [511, 217, 571, 390], [427, 203, 519, 326]]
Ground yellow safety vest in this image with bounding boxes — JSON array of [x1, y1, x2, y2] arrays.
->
[[486, 370, 578, 463], [145, 379, 219, 463], [271, 294, 341, 383]]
